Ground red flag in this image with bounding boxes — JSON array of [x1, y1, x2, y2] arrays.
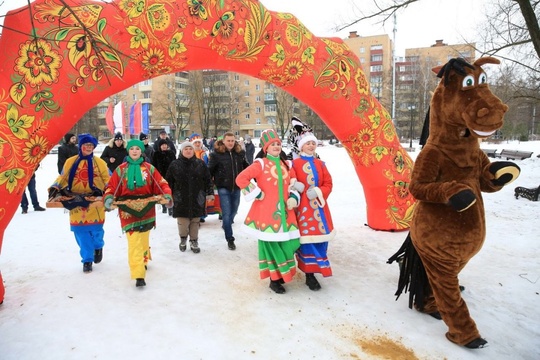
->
[[105, 103, 114, 134]]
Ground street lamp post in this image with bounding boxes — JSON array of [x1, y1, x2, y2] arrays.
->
[[408, 105, 416, 150]]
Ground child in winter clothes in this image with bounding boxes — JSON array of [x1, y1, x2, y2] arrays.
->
[[152, 139, 176, 215], [103, 139, 172, 287], [49, 134, 110, 273], [165, 141, 214, 253], [291, 132, 336, 291], [235, 129, 303, 294]]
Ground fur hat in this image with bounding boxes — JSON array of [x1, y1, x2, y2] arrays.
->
[[127, 139, 145, 152], [114, 132, 123, 141], [297, 132, 318, 151], [64, 133, 75, 144], [260, 129, 281, 152], [78, 133, 98, 148], [157, 139, 168, 148], [189, 133, 202, 143], [139, 132, 148, 141], [180, 141, 194, 152]]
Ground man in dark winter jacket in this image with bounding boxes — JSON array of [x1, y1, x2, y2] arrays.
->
[[153, 138, 176, 215], [139, 132, 154, 163], [208, 132, 249, 250], [101, 132, 128, 172], [153, 130, 176, 155], [244, 135, 255, 164], [165, 141, 214, 253], [57, 133, 79, 173]]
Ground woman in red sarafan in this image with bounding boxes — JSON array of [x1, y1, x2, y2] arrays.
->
[[103, 139, 172, 288], [236, 129, 303, 294], [292, 131, 336, 291]]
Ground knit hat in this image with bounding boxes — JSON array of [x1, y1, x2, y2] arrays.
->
[[127, 139, 145, 152], [260, 129, 281, 152], [78, 133, 98, 147], [297, 132, 318, 152], [180, 141, 194, 152], [189, 133, 202, 144], [159, 130, 167, 135], [64, 133, 75, 143], [139, 132, 148, 141], [114, 132, 123, 141]]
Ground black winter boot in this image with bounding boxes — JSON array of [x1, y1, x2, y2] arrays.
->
[[135, 278, 146, 287], [227, 237, 236, 250], [464, 337, 488, 349], [305, 273, 321, 291], [162, 205, 167, 214], [179, 237, 187, 252], [190, 239, 200, 253], [94, 248, 103, 264], [83, 262, 93, 273], [269, 280, 286, 294]]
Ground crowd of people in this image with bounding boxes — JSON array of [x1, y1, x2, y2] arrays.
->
[[44, 118, 335, 293]]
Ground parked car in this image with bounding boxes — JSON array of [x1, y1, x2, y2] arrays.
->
[[49, 145, 60, 154]]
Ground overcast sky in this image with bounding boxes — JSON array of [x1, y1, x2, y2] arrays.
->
[[2, 0, 488, 55]]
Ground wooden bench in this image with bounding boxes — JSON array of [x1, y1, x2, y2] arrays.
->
[[495, 149, 534, 160], [482, 149, 498, 158]]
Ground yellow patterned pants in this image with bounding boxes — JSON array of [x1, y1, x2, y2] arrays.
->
[[126, 231, 151, 279]]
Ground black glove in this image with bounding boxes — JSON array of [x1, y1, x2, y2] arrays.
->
[[48, 187, 60, 199], [448, 189, 476, 212], [489, 161, 520, 186]]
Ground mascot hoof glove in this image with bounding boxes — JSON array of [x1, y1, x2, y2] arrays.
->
[[489, 161, 520, 186]]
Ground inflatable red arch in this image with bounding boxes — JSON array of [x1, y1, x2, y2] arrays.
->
[[0, 0, 415, 301]]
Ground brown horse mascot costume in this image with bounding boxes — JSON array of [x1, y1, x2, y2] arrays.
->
[[389, 57, 520, 349]]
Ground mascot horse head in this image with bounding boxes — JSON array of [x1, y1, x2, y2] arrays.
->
[[428, 57, 508, 157]]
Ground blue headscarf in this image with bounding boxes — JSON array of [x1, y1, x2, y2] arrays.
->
[[67, 134, 99, 192]]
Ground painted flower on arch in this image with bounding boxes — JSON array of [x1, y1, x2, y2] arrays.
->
[[142, 48, 165, 70], [16, 39, 62, 88], [285, 61, 304, 80], [23, 135, 49, 164]]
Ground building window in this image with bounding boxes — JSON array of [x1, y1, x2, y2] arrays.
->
[[360, 47, 365, 53], [370, 65, 383, 72], [256, 118, 261, 125], [371, 44, 383, 50], [142, 79, 152, 86], [244, 91, 249, 97], [234, 119, 239, 125], [133, 94, 137, 100], [360, 58, 365, 63], [255, 84, 260, 90], [244, 80, 249, 86], [255, 95, 261, 102], [255, 107, 261, 114], [245, 102, 250, 108], [371, 54, 383, 62], [254, 130, 261, 137], [245, 114, 251, 119], [234, 74, 240, 81]]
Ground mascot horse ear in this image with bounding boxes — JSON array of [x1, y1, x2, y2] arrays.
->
[[432, 65, 444, 75], [474, 57, 500, 67]]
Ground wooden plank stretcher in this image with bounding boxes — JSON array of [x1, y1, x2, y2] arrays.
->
[[46, 195, 103, 208]]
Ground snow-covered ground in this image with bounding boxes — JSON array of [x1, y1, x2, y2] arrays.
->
[[0, 141, 539, 360]]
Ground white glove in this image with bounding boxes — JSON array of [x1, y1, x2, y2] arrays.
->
[[290, 179, 305, 193], [306, 187, 318, 200], [286, 194, 299, 210], [104, 197, 113, 210]]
